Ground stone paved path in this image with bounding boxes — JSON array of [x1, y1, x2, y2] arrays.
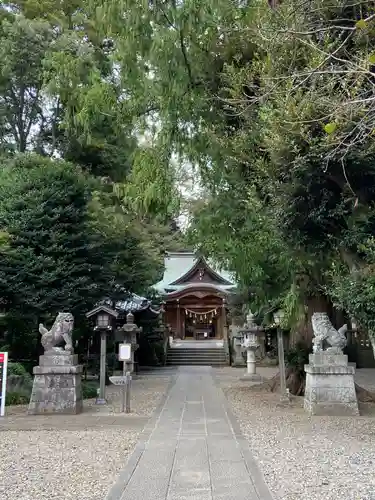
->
[[106, 367, 273, 500]]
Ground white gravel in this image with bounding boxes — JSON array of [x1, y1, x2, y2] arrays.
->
[[0, 374, 172, 500], [0, 429, 138, 500], [89, 375, 172, 416], [218, 367, 375, 500]]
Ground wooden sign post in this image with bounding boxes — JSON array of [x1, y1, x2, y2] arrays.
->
[[109, 343, 132, 413], [0, 352, 8, 417]]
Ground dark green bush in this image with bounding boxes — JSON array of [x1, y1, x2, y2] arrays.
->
[[6, 389, 31, 406], [138, 337, 159, 366], [8, 362, 30, 377], [82, 381, 99, 399], [7, 362, 33, 391]]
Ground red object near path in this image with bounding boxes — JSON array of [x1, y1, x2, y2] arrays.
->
[[0, 353, 4, 363]]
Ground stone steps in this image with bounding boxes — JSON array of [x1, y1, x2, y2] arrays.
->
[[167, 347, 228, 366]]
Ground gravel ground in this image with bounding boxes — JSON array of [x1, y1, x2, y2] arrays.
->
[[87, 375, 172, 416], [1, 429, 138, 500], [0, 374, 172, 500], [217, 367, 375, 500]]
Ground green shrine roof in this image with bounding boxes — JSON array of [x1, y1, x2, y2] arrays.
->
[[153, 252, 236, 296]]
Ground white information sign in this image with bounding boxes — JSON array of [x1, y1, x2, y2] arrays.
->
[[0, 352, 8, 417], [109, 376, 127, 385], [119, 343, 131, 361]]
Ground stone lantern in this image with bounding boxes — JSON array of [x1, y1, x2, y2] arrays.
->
[[230, 324, 246, 367], [116, 312, 141, 373], [240, 311, 262, 381], [86, 305, 119, 405]]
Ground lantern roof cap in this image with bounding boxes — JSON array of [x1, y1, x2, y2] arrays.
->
[[86, 305, 119, 319]]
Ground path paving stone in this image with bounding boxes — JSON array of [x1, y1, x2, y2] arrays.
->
[[106, 366, 274, 500]]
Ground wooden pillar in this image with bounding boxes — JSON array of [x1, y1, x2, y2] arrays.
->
[[222, 298, 229, 358], [176, 299, 181, 339], [222, 298, 228, 340], [97, 330, 107, 404], [216, 312, 222, 339]]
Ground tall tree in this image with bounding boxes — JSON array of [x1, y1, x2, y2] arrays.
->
[[73, 0, 375, 341], [0, 153, 163, 358], [0, 14, 53, 152]]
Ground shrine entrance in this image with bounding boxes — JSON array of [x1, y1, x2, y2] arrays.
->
[[163, 293, 226, 340], [153, 252, 236, 343], [184, 309, 217, 340]]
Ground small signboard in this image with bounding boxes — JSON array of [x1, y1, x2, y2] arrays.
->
[[119, 343, 131, 362], [109, 376, 128, 385], [0, 352, 8, 417]]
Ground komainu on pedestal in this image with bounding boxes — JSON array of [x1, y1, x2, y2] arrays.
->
[[304, 312, 359, 416], [28, 312, 83, 415]]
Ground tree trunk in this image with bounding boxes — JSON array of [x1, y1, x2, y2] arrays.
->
[[290, 293, 332, 347], [257, 371, 375, 401], [258, 367, 305, 396]]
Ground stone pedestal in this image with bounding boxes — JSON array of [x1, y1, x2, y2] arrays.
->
[[28, 351, 83, 415], [240, 344, 262, 381], [246, 348, 257, 374], [240, 372, 262, 381], [239, 313, 262, 381], [304, 353, 359, 416], [240, 353, 262, 381]]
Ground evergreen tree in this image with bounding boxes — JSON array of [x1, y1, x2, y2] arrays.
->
[[0, 154, 162, 358]]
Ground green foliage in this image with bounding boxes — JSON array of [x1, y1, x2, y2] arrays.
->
[[7, 362, 31, 378], [187, 185, 294, 312], [0, 153, 162, 358], [6, 0, 373, 350], [0, 14, 54, 152], [0, 1, 184, 365], [328, 256, 375, 341], [7, 363, 33, 396], [0, 1, 134, 183], [6, 389, 30, 406], [82, 381, 99, 399], [324, 123, 337, 135], [86, 191, 164, 297], [0, 154, 104, 316]]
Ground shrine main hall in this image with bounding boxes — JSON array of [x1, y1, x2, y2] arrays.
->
[[153, 252, 236, 341]]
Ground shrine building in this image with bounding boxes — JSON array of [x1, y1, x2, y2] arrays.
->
[[154, 252, 236, 341]]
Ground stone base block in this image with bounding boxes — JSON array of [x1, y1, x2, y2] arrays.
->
[[304, 353, 359, 416], [240, 373, 262, 382], [38, 352, 79, 367], [308, 353, 349, 366], [232, 362, 246, 368], [28, 353, 83, 415]]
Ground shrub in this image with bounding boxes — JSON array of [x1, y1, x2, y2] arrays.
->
[[82, 381, 99, 399], [6, 389, 31, 406], [8, 362, 29, 377], [7, 362, 33, 391]]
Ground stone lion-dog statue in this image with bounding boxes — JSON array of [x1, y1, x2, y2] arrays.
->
[[311, 312, 347, 354], [39, 312, 74, 353]]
